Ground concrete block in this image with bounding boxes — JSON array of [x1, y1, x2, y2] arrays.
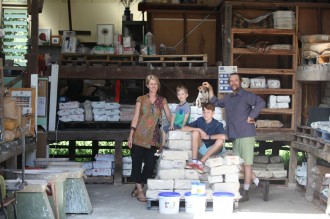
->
[[161, 150, 189, 160], [207, 174, 223, 184], [224, 173, 239, 182], [147, 179, 174, 190], [210, 165, 240, 176], [184, 169, 200, 180], [269, 156, 281, 163], [205, 156, 225, 167], [224, 156, 240, 165], [157, 169, 185, 180], [146, 189, 172, 199], [174, 179, 199, 189], [167, 139, 191, 150], [168, 130, 191, 140], [253, 156, 269, 164]]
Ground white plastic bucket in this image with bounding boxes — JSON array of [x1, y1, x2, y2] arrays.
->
[[185, 192, 207, 214], [212, 192, 234, 215], [158, 192, 181, 214]]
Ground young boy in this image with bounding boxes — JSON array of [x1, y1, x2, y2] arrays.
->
[[181, 103, 226, 173], [162, 85, 191, 147]]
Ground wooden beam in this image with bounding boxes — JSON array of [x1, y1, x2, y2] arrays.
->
[[58, 66, 218, 80], [47, 130, 130, 141]]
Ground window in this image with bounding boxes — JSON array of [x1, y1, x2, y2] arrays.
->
[[2, 8, 29, 67]]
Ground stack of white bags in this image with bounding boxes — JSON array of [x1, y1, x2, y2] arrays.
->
[[58, 101, 84, 122], [83, 154, 114, 176], [205, 154, 241, 199], [268, 95, 291, 109], [91, 101, 120, 121]]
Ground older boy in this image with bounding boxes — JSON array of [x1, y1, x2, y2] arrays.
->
[[181, 103, 226, 173]]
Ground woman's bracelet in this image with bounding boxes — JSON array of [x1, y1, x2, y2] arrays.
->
[[130, 126, 136, 131]]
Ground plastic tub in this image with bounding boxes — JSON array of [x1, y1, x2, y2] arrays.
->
[[184, 192, 207, 214], [158, 192, 181, 214], [212, 192, 234, 215]]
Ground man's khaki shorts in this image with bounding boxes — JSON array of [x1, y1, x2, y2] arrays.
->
[[232, 137, 256, 165]]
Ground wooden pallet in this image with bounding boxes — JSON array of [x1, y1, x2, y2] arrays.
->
[[138, 54, 208, 67], [146, 198, 239, 211], [60, 54, 138, 66], [139, 54, 207, 62], [58, 121, 130, 130], [84, 176, 113, 184]]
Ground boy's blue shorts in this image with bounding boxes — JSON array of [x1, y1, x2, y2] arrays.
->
[[199, 142, 226, 156]]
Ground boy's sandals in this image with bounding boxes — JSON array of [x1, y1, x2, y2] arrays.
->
[[137, 191, 147, 202]]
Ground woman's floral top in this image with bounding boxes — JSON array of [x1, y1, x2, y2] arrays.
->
[[133, 94, 168, 149]]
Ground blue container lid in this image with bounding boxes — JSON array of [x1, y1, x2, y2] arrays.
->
[[191, 182, 199, 185], [184, 192, 206, 197], [213, 192, 234, 197], [159, 192, 180, 197]]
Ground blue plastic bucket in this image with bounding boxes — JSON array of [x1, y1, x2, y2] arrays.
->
[[184, 192, 207, 214], [158, 192, 181, 214], [212, 192, 234, 214]]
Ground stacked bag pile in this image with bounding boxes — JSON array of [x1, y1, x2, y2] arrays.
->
[[273, 11, 295, 30], [91, 101, 120, 121], [146, 130, 197, 199], [58, 101, 84, 122], [295, 162, 307, 186], [83, 154, 114, 177], [120, 104, 135, 121], [122, 156, 132, 177], [252, 155, 287, 179], [147, 130, 242, 201], [205, 154, 241, 199], [268, 95, 291, 109]]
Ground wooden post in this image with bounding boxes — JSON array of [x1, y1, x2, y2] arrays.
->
[[288, 146, 297, 187], [114, 140, 123, 186], [183, 13, 187, 54], [305, 153, 316, 201], [27, 0, 39, 87], [68, 141, 75, 161], [223, 3, 232, 66]]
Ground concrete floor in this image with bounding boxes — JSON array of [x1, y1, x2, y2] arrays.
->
[[67, 184, 329, 219]]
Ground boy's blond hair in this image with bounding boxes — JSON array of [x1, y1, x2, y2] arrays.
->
[[176, 85, 188, 94]]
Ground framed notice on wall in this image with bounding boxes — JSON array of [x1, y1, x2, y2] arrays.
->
[[9, 88, 36, 137], [97, 24, 114, 46], [218, 66, 237, 93]]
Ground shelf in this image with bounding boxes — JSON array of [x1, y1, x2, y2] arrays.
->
[[246, 88, 295, 95], [260, 108, 293, 115], [237, 68, 295, 75], [231, 28, 296, 35], [232, 48, 295, 56]]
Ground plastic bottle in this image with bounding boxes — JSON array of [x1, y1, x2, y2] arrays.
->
[[197, 182, 206, 195], [191, 182, 199, 195], [145, 32, 154, 46]]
